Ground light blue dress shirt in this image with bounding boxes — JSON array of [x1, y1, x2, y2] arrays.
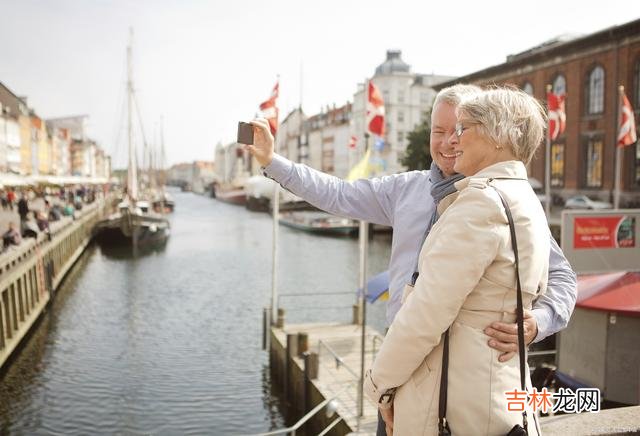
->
[[264, 154, 577, 342]]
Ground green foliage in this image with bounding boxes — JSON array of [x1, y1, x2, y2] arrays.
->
[[401, 117, 432, 171]]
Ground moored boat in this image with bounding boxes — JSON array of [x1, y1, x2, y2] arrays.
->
[[278, 211, 358, 236]]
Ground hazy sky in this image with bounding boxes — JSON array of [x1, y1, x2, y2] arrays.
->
[[0, 1, 637, 168]]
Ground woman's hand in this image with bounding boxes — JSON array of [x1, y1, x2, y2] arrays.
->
[[380, 404, 394, 435], [245, 118, 275, 167]]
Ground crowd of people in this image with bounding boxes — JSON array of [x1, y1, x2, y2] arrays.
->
[[0, 185, 103, 253]]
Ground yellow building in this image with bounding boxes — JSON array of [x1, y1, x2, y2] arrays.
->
[[31, 116, 52, 175]]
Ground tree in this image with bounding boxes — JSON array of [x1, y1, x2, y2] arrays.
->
[[401, 117, 432, 171]]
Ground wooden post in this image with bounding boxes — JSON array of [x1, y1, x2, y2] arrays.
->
[[303, 351, 319, 413], [285, 334, 298, 400], [276, 308, 285, 328], [262, 307, 269, 350], [298, 332, 308, 357]]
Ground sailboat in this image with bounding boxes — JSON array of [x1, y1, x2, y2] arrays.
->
[[151, 117, 175, 213], [94, 29, 170, 249]]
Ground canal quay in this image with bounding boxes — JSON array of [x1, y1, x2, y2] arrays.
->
[[0, 189, 392, 435]]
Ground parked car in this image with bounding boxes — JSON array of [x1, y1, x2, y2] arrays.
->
[[564, 195, 613, 210]]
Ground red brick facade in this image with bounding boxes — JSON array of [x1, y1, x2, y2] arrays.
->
[[436, 19, 640, 207]]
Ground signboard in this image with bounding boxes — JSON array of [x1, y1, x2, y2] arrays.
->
[[561, 210, 640, 274], [573, 216, 636, 249]]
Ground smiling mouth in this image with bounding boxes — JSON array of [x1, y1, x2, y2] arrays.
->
[[440, 152, 456, 159]]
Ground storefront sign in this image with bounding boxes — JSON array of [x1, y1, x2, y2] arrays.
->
[[574, 216, 636, 249]]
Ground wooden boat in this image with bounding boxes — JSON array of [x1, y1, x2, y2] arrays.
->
[[279, 211, 358, 236], [94, 201, 170, 248], [94, 31, 170, 251]]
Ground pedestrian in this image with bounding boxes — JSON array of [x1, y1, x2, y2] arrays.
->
[[7, 188, 15, 211], [17, 192, 29, 230]]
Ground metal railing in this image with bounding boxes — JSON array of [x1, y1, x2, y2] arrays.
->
[[250, 383, 355, 436]]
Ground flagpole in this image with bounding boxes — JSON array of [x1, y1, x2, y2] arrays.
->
[[271, 76, 280, 325], [357, 79, 370, 422], [545, 84, 552, 220], [614, 86, 624, 210]]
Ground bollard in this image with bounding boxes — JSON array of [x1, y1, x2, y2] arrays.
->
[[298, 332, 308, 357], [277, 308, 285, 328], [303, 351, 319, 414], [304, 351, 319, 380], [285, 334, 298, 400], [352, 303, 362, 325]]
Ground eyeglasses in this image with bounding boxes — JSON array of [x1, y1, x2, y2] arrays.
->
[[454, 120, 480, 138]]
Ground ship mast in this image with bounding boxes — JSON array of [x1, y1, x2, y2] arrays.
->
[[126, 27, 138, 201]]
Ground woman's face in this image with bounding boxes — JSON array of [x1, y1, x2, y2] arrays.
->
[[452, 115, 501, 176]]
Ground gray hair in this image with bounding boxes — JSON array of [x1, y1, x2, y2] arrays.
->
[[433, 84, 482, 108], [457, 87, 546, 165]]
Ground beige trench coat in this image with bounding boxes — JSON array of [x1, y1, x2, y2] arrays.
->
[[364, 161, 549, 435]]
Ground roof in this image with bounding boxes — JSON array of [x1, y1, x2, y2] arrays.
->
[[435, 18, 640, 89], [576, 272, 640, 317], [374, 50, 411, 76]]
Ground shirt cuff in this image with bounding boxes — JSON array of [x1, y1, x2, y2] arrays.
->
[[261, 154, 292, 181], [363, 369, 395, 410], [531, 307, 552, 343]]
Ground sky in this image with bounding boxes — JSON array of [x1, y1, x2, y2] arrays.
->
[[0, 0, 637, 168]]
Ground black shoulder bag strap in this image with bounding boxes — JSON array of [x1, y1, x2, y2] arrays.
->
[[438, 185, 528, 436]]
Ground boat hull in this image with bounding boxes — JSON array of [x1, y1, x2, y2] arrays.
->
[[94, 212, 170, 248]]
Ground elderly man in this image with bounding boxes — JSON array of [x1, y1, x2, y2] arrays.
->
[[247, 84, 576, 435]]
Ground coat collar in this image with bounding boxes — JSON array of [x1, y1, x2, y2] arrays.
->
[[453, 160, 528, 192], [437, 161, 528, 216]]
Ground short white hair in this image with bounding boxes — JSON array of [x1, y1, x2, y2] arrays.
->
[[433, 84, 482, 108], [457, 87, 546, 165]]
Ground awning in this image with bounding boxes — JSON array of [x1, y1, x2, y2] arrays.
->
[[576, 271, 640, 317]]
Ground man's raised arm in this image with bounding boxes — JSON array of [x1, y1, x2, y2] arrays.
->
[[247, 118, 402, 226]]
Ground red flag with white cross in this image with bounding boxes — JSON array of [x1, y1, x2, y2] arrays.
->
[[259, 81, 279, 135], [547, 91, 566, 140], [618, 92, 637, 147], [367, 82, 385, 137]]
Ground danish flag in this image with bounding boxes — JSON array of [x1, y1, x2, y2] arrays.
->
[[367, 82, 385, 137], [547, 91, 566, 140], [260, 81, 279, 135], [618, 93, 637, 147]]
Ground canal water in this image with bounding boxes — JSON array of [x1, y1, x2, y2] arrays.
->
[[0, 190, 391, 435]]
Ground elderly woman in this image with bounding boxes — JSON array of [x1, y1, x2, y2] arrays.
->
[[364, 87, 548, 435]]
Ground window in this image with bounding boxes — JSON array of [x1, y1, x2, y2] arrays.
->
[[584, 137, 604, 188], [397, 131, 404, 143], [586, 65, 605, 114], [420, 92, 430, 104], [397, 110, 405, 123], [552, 74, 566, 95], [522, 82, 534, 96], [550, 143, 565, 187], [383, 90, 390, 103], [398, 91, 405, 103]]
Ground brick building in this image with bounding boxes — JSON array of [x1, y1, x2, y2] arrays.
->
[[436, 19, 640, 207]]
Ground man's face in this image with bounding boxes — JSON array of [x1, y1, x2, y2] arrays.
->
[[429, 102, 459, 177]]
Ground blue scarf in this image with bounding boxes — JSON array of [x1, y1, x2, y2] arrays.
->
[[427, 161, 464, 234]]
